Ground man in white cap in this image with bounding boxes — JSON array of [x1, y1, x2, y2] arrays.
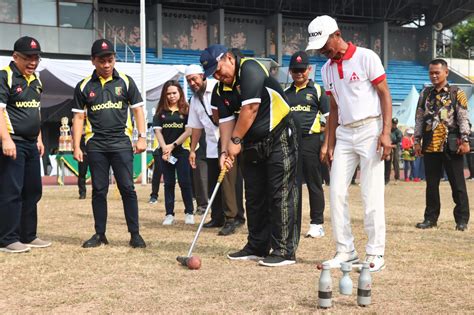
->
[[306, 15, 393, 272], [185, 64, 245, 236]]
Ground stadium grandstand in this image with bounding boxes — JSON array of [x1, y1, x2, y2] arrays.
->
[[0, 0, 473, 159]]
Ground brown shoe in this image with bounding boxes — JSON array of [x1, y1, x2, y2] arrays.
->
[[0, 242, 31, 253], [26, 238, 52, 248]]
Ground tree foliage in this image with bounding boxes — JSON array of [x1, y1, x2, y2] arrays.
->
[[451, 17, 474, 58]]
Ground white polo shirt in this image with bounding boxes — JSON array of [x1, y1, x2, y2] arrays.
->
[[187, 79, 220, 158], [321, 43, 386, 126]]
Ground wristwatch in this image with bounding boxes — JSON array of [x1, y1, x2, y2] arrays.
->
[[138, 132, 147, 138], [231, 136, 242, 145]]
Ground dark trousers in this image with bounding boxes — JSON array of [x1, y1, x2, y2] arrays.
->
[[241, 121, 300, 259], [466, 153, 474, 178], [385, 146, 400, 182], [207, 158, 245, 223], [0, 140, 42, 246], [404, 160, 415, 180], [161, 150, 194, 215], [300, 134, 325, 225], [222, 158, 245, 222], [192, 158, 208, 209], [423, 152, 470, 224], [87, 150, 139, 234], [78, 153, 89, 196], [150, 153, 162, 199], [321, 163, 330, 185]]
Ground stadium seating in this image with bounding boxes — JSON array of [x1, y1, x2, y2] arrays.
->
[[117, 46, 429, 103], [281, 55, 429, 103]]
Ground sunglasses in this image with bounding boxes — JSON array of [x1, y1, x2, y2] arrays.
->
[[15, 52, 41, 62], [290, 68, 308, 74]]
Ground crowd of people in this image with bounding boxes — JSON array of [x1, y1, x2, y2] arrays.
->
[[0, 14, 471, 273]]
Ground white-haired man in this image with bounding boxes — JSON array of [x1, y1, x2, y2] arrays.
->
[[185, 64, 245, 236]]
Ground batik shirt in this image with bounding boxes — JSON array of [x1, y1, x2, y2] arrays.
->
[[414, 84, 470, 153]]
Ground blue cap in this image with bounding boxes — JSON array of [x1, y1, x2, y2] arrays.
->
[[200, 44, 228, 77]]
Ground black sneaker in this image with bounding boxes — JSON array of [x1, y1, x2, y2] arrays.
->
[[218, 220, 238, 236], [227, 249, 263, 261], [130, 233, 146, 248], [258, 254, 296, 267], [82, 233, 108, 248], [455, 223, 468, 231]]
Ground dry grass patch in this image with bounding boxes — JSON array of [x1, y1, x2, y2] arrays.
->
[[0, 180, 473, 313]]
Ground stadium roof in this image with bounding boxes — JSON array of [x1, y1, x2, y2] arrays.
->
[[101, 0, 474, 28]]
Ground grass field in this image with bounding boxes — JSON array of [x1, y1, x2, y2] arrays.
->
[[0, 180, 473, 313]]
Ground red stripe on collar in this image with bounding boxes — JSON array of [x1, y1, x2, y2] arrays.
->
[[330, 42, 357, 79]]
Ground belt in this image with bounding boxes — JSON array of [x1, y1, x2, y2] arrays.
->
[[343, 115, 381, 128]]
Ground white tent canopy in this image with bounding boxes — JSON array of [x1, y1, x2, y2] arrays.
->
[[0, 56, 185, 118], [394, 85, 420, 127]]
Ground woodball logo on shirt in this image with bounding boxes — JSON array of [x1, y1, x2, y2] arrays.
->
[[115, 87, 122, 96], [16, 86, 22, 94], [89, 91, 96, 99]]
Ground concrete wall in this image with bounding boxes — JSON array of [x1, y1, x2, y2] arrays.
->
[[0, 22, 94, 55], [447, 58, 474, 82]]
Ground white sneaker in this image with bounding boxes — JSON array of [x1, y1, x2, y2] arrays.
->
[[306, 224, 325, 238], [360, 254, 385, 272], [162, 215, 175, 225], [323, 250, 359, 269], [185, 214, 195, 225], [0, 241, 31, 253]]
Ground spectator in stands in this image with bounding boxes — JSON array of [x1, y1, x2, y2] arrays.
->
[[153, 80, 194, 225], [413, 155, 425, 181], [72, 39, 146, 249], [285, 50, 329, 238], [0, 36, 51, 253], [307, 15, 392, 272], [414, 58, 470, 231], [185, 64, 245, 236], [385, 118, 402, 184], [401, 128, 416, 181], [202, 44, 300, 267]]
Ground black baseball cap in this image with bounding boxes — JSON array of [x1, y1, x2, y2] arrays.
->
[[289, 51, 309, 69], [392, 117, 398, 124], [14, 36, 42, 55], [91, 39, 115, 57], [200, 44, 228, 77]]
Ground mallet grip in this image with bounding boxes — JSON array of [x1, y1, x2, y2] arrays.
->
[[217, 166, 227, 183]]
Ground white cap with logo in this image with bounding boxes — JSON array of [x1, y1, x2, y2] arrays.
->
[[184, 64, 204, 76], [306, 15, 339, 51]]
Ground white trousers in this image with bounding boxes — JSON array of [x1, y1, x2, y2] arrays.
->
[[329, 119, 386, 256]]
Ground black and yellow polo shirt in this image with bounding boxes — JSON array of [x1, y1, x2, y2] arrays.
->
[[285, 79, 329, 135], [211, 57, 291, 143], [0, 61, 42, 141], [153, 109, 190, 154], [72, 69, 143, 152]]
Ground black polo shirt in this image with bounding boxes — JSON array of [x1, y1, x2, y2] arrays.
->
[[0, 61, 42, 141], [285, 80, 329, 135], [210, 57, 291, 143], [72, 69, 143, 152], [153, 110, 190, 154]]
